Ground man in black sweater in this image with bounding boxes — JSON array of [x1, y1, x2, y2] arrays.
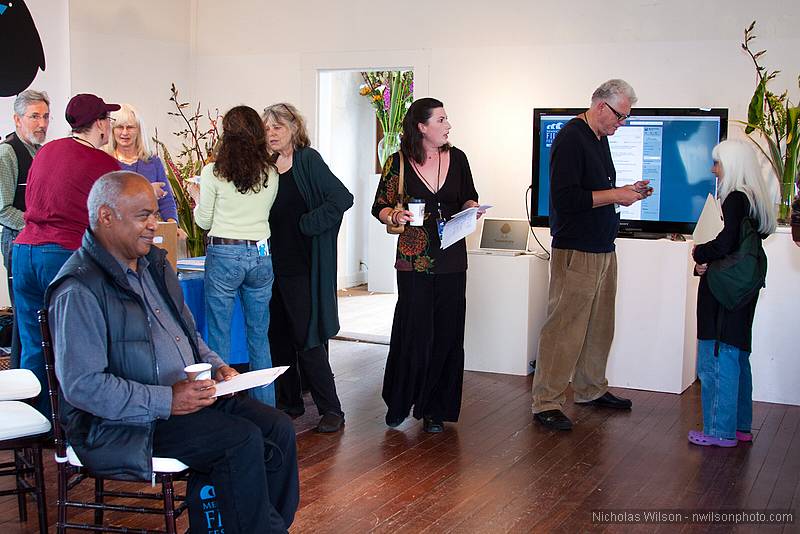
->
[[531, 79, 653, 431]]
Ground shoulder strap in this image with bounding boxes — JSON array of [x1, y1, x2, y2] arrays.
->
[[397, 151, 405, 198]]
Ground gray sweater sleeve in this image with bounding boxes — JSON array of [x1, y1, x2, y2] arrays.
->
[[50, 280, 173, 422]]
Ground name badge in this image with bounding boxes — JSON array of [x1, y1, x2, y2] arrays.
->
[[256, 238, 270, 256]]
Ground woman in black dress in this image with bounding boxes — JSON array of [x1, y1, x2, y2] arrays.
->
[[372, 98, 482, 433], [263, 103, 354, 433]]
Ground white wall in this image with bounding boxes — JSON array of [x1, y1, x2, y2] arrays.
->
[[0, 0, 71, 140], [0, 0, 72, 307], [188, 0, 800, 230], [63, 0, 800, 284], [318, 70, 375, 288], [68, 0, 194, 155]]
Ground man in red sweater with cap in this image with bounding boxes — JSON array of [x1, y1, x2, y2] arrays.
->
[[13, 93, 120, 417]]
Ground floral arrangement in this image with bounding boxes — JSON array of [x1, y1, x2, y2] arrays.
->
[[739, 21, 799, 222], [153, 83, 220, 257], [359, 70, 414, 165]]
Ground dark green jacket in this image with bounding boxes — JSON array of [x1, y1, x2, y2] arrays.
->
[[292, 147, 354, 348]]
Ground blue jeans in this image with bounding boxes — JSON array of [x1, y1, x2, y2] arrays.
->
[[696, 339, 753, 439], [12, 243, 74, 417], [205, 243, 274, 406]]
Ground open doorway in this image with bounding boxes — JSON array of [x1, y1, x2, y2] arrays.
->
[[317, 69, 403, 344]]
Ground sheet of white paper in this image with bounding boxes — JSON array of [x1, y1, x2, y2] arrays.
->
[[440, 205, 491, 249], [212, 366, 289, 397], [692, 194, 724, 245]]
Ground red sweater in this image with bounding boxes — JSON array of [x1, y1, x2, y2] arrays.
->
[[17, 138, 120, 250]]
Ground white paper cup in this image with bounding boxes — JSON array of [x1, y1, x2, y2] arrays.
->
[[184, 363, 212, 381], [408, 199, 425, 226]]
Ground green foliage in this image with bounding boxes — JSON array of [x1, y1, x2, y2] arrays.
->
[[739, 21, 800, 222], [153, 84, 220, 257], [359, 71, 414, 165]]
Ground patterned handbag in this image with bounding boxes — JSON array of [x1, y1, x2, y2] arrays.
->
[[386, 151, 406, 235]]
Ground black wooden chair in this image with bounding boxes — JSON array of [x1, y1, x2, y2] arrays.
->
[[39, 309, 190, 534], [0, 377, 50, 534]]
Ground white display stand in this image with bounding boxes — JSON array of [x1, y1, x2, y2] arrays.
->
[[606, 236, 699, 394], [528, 229, 698, 394], [465, 227, 799, 406], [367, 220, 398, 294], [464, 253, 549, 375], [750, 228, 800, 406]]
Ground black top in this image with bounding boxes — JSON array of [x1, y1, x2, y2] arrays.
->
[[693, 191, 765, 352], [269, 168, 312, 276], [371, 147, 479, 274], [549, 118, 619, 253]]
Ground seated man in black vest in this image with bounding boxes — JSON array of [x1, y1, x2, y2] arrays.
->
[[46, 171, 299, 533], [0, 89, 50, 367]]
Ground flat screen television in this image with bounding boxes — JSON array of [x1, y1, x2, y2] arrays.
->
[[531, 108, 728, 236]]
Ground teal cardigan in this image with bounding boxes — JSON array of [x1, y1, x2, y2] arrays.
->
[[292, 147, 354, 348]]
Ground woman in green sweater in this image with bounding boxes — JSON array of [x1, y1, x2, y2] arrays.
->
[[191, 105, 279, 406], [261, 103, 353, 433]]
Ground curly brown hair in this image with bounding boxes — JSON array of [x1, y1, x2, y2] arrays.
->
[[214, 106, 274, 194]]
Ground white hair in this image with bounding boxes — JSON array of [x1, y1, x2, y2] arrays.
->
[[87, 171, 138, 228], [713, 139, 777, 235], [13, 89, 50, 116], [591, 79, 638, 106], [107, 103, 153, 160]]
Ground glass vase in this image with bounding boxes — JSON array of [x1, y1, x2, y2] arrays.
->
[[378, 131, 401, 168]]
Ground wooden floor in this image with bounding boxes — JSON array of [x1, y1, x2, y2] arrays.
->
[[2, 340, 798, 533]]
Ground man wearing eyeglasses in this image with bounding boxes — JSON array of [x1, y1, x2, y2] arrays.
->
[[531, 79, 653, 431], [0, 89, 50, 368], [12, 93, 120, 417]]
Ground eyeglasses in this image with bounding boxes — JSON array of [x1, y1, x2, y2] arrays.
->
[[604, 101, 630, 122], [281, 104, 297, 123], [24, 113, 50, 122]]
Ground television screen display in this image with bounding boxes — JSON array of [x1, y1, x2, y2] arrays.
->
[[531, 108, 728, 235]]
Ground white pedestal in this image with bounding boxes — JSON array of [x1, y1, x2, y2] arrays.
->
[[607, 236, 699, 394], [750, 228, 800, 405], [367, 221, 397, 294], [464, 253, 549, 375], [527, 230, 698, 393], [462, 228, 798, 405]]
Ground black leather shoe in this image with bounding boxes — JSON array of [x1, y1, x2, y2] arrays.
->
[[576, 392, 632, 410], [315, 412, 344, 433], [386, 414, 406, 428], [423, 417, 444, 433], [534, 409, 573, 430]]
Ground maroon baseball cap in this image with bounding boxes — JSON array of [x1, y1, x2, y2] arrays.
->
[[65, 93, 121, 129]]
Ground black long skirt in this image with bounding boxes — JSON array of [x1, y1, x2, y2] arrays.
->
[[382, 270, 467, 422]]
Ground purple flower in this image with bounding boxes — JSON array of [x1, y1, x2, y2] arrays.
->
[[383, 87, 391, 111], [409, 81, 414, 96]]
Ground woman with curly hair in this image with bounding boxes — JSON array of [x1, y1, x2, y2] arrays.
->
[[372, 97, 481, 433], [262, 103, 353, 432], [191, 105, 279, 406]]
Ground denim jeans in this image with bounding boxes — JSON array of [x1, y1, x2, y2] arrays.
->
[[12, 243, 74, 417], [697, 339, 753, 439], [205, 243, 274, 406]]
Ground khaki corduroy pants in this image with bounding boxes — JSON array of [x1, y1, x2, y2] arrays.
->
[[531, 248, 617, 413]]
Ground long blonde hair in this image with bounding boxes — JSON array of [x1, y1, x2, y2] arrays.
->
[[107, 103, 153, 161], [713, 139, 777, 235]]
